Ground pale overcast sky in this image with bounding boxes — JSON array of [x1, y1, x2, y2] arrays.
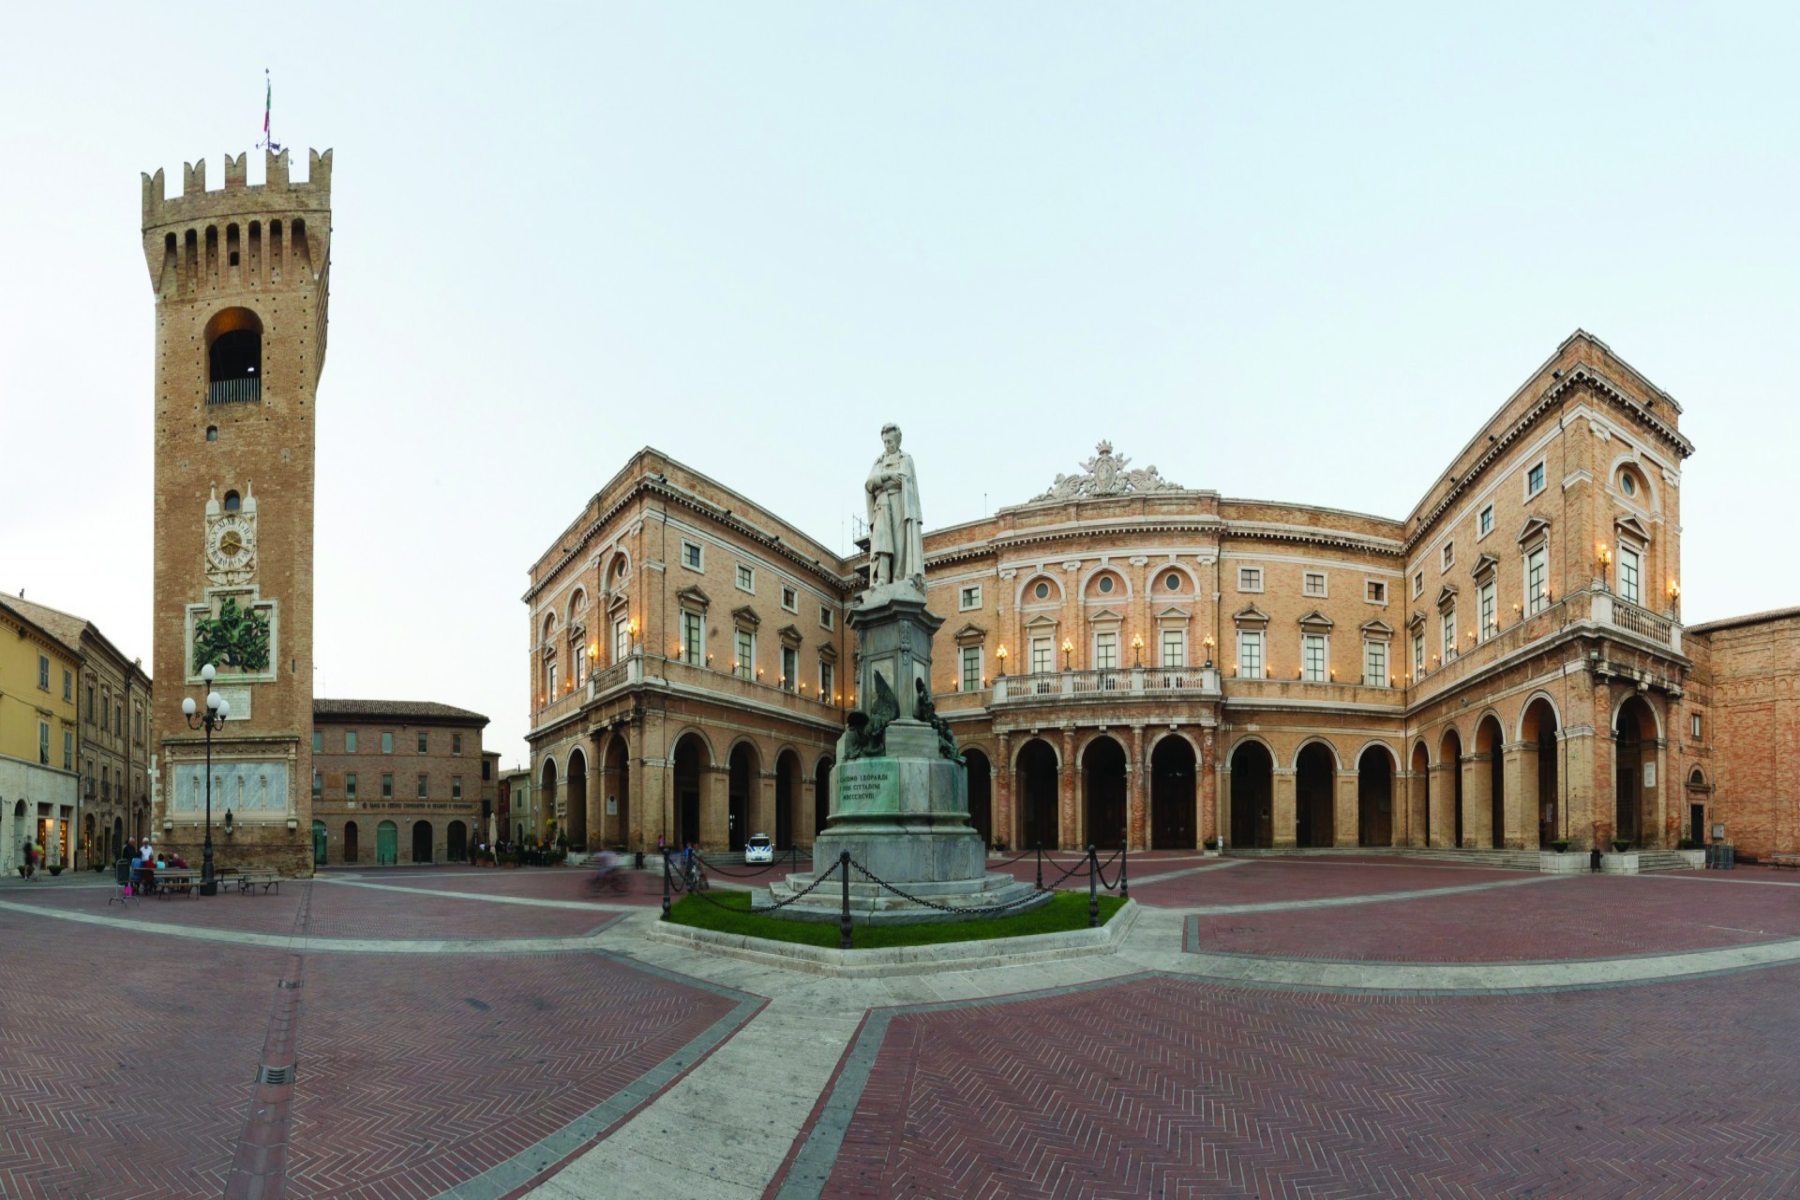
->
[[2, 2, 1796, 768]]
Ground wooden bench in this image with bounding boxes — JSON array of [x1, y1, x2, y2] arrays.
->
[[237, 871, 282, 894], [1771, 853, 1800, 870]]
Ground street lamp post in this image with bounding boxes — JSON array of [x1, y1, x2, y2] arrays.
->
[[181, 663, 230, 896]]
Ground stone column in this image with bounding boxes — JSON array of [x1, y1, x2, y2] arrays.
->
[[1199, 730, 1217, 849], [1127, 725, 1147, 849], [1216, 758, 1233, 848], [757, 769, 777, 845], [1334, 769, 1358, 848], [1503, 741, 1530, 849], [800, 774, 817, 847], [994, 733, 1013, 848], [1429, 762, 1457, 847], [638, 718, 668, 853], [586, 751, 606, 848], [1462, 755, 1489, 848], [1059, 728, 1077, 850], [1395, 771, 1417, 846], [704, 764, 730, 852], [1272, 767, 1297, 849]]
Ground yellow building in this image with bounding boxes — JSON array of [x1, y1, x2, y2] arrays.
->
[[0, 595, 81, 872]]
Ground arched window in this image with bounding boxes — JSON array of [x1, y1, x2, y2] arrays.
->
[[223, 490, 241, 512], [204, 307, 263, 405]]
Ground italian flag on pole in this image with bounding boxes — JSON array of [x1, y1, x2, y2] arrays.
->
[[263, 73, 272, 138]]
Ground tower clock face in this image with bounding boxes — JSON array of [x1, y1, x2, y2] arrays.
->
[[205, 514, 257, 574]]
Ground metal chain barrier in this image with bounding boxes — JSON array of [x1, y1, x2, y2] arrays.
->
[[693, 846, 810, 879], [846, 857, 1061, 918], [673, 856, 845, 917], [1040, 852, 1096, 890], [1092, 848, 1125, 891]]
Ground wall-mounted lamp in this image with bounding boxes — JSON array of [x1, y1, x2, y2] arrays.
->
[[1130, 633, 1144, 667], [994, 644, 1008, 677], [1061, 638, 1074, 669]]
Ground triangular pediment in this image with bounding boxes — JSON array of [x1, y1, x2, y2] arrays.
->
[[818, 642, 839, 663], [1436, 584, 1459, 610], [1614, 514, 1651, 543], [1087, 607, 1124, 624], [1471, 553, 1500, 580], [676, 585, 711, 611], [1297, 608, 1334, 630], [954, 622, 988, 645], [732, 605, 760, 629], [1024, 613, 1060, 631], [1360, 619, 1395, 638], [1517, 514, 1552, 545], [1407, 609, 1427, 631], [777, 623, 802, 648], [1233, 604, 1270, 626]]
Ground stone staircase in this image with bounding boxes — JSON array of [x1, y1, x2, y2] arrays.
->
[[1635, 849, 1702, 873]]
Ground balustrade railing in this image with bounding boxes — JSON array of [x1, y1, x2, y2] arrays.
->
[[993, 666, 1220, 704], [207, 377, 261, 405]]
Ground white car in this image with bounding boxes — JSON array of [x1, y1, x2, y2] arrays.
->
[[744, 833, 774, 864]]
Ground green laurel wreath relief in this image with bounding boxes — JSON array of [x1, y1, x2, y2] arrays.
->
[[192, 596, 272, 673]]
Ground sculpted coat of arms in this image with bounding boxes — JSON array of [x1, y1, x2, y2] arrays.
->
[[1032, 441, 1184, 502]]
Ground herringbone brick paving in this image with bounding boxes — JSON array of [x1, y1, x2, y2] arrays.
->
[[1192, 873, 1800, 961], [1129, 858, 1535, 908], [812, 971, 1800, 1198]]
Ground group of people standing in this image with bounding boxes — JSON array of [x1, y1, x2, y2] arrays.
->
[[17, 838, 51, 880]]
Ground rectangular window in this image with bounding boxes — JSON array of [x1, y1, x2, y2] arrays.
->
[[1691, 713, 1703, 740], [417, 731, 429, 753], [345, 730, 358, 753], [1479, 505, 1494, 538], [681, 541, 703, 570], [781, 586, 798, 612], [382, 731, 393, 754], [346, 772, 358, 801], [1094, 631, 1119, 670], [86, 685, 94, 721], [1526, 461, 1546, 497], [1479, 579, 1496, 638], [781, 646, 798, 690], [735, 564, 755, 591], [482, 759, 492, 781], [820, 605, 833, 630], [614, 616, 631, 664], [961, 646, 982, 692], [453, 733, 463, 755], [1237, 630, 1264, 679], [1443, 609, 1457, 661], [1161, 629, 1185, 669], [63, 730, 73, 770], [1364, 640, 1387, 687], [950, 585, 976, 612], [62, 669, 72, 701], [1413, 632, 1425, 676], [38, 655, 49, 690], [681, 611, 703, 665], [101, 696, 109, 732], [1441, 542, 1455, 571], [313, 772, 323, 800], [1237, 567, 1263, 592], [819, 659, 835, 700], [1303, 572, 1327, 597], [1526, 544, 1549, 614], [735, 629, 754, 679], [544, 658, 558, 700], [417, 774, 429, 800], [382, 773, 394, 799], [452, 776, 463, 801], [1618, 544, 1642, 605], [1030, 637, 1054, 676], [312, 731, 323, 753], [1413, 571, 1424, 598], [1301, 633, 1326, 682], [1366, 580, 1387, 604]]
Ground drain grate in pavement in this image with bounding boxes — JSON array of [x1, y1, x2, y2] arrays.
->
[[279, 979, 304, 989], [258, 1064, 296, 1086]]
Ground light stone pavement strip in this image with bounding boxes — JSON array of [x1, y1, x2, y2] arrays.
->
[[10, 866, 1800, 1198]]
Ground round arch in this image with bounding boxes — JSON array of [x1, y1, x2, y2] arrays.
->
[[1081, 734, 1128, 849], [1515, 691, 1563, 742], [1015, 573, 1064, 608], [1295, 741, 1336, 847], [1438, 726, 1465, 846], [1290, 736, 1345, 772], [1437, 724, 1465, 765], [669, 731, 712, 849], [1078, 564, 1134, 601], [726, 740, 760, 852], [564, 746, 590, 849], [1605, 451, 1663, 513], [773, 748, 803, 851], [1356, 744, 1395, 847], [1613, 694, 1661, 846], [1352, 739, 1401, 773], [667, 726, 719, 769], [1472, 714, 1506, 848], [1013, 736, 1062, 772], [602, 730, 631, 851], [963, 748, 993, 848], [1611, 691, 1665, 742], [605, 549, 632, 584], [1227, 739, 1275, 849], [1149, 733, 1198, 849], [1016, 737, 1061, 850], [1225, 733, 1278, 765], [813, 754, 834, 838], [1411, 740, 1433, 847], [567, 587, 589, 624], [1145, 728, 1202, 763], [1146, 562, 1200, 597]]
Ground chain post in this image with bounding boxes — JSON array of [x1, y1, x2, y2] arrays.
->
[[1120, 838, 1129, 900], [1035, 843, 1043, 890], [661, 851, 671, 921], [1087, 844, 1099, 928], [838, 851, 853, 950]]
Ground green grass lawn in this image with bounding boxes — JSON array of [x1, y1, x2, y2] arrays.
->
[[665, 889, 1126, 949]]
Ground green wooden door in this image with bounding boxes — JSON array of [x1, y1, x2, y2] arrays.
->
[[377, 820, 398, 866], [312, 820, 327, 866]]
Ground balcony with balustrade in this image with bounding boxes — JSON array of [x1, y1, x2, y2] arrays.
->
[[991, 665, 1221, 708]]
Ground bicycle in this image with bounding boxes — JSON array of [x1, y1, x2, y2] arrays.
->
[[586, 867, 629, 896]]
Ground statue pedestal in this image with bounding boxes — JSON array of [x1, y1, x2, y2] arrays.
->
[[813, 738, 987, 883]]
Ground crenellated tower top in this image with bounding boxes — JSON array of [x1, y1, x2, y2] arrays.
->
[[140, 148, 332, 295]]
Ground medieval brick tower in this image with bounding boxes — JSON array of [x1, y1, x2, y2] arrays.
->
[[144, 148, 331, 876]]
